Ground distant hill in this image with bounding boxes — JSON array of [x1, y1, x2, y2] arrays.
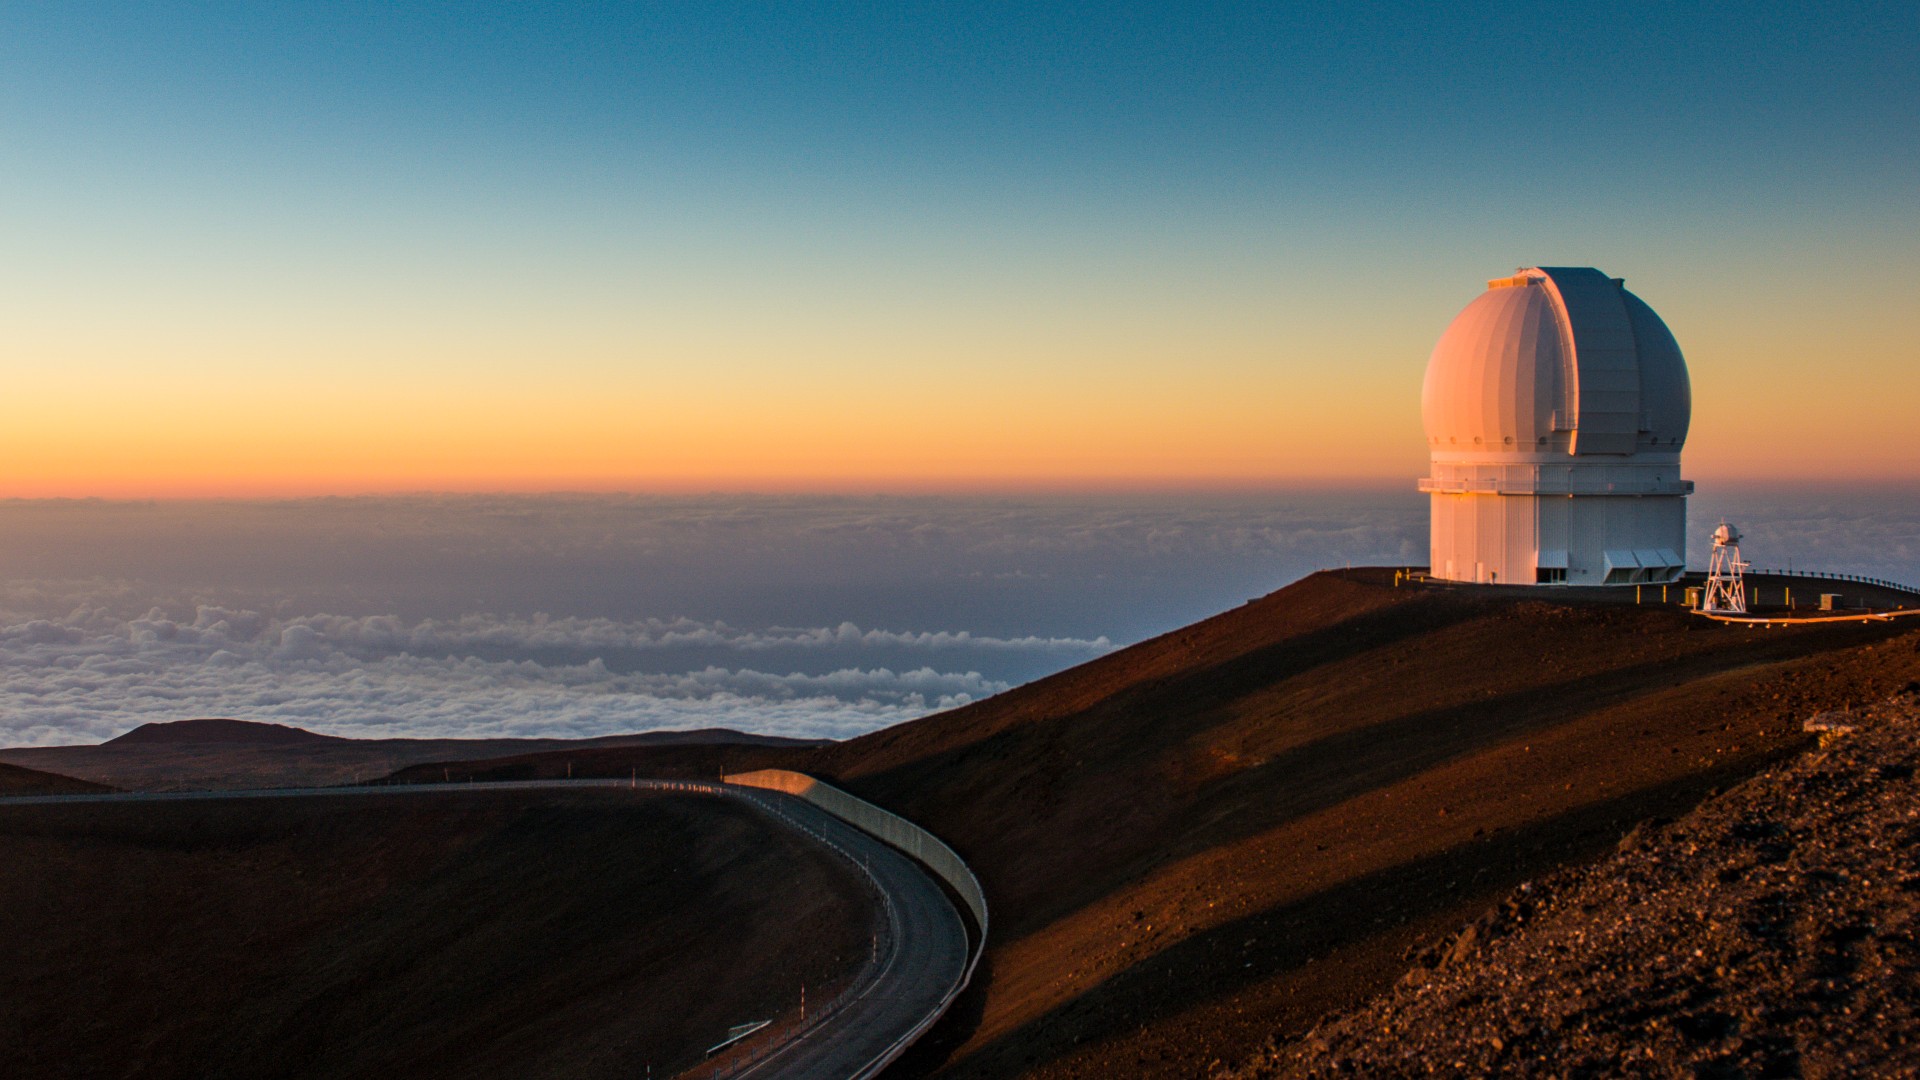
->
[[410, 569, 1920, 1078], [106, 719, 347, 746], [0, 761, 115, 796], [0, 725, 828, 793]]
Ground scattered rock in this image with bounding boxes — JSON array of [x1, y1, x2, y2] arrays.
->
[[1225, 695, 1920, 1078], [1803, 715, 1857, 733]]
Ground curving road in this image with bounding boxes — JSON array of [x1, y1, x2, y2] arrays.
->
[[0, 778, 970, 1080], [716, 786, 969, 1079]]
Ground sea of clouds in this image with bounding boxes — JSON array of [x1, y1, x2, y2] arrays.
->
[[0, 605, 1041, 747], [0, 491, 1423, 746], [2, 485, 1911, 748]]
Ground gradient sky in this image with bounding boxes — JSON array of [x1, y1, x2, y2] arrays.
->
[[5, 2, 1916, 496]]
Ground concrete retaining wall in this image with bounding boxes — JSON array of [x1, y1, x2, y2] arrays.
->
[[724, 770, 989, 1078], [723, 769, 988, 939]]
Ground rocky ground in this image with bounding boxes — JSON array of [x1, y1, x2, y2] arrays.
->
[[1227, 685, 1920, 1078]]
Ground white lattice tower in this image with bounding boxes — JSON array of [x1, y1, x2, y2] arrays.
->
[[1701, 522, 1747, 614]]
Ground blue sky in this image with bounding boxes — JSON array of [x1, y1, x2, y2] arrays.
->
[[12, 3, 1912, 197], [2, 3, 1917, 494]]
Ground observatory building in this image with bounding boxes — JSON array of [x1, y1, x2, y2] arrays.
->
[[1420, 266, 1692, 585]]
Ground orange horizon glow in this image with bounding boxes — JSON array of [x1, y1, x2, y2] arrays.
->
[[9, 414, 1916, 499], [9, 245, 1915, 500], [7, 467, 1916, 502], [6, 372, 1914, 499]]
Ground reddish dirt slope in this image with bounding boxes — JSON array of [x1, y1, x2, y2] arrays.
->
[[835, 574, 1919, 1078], [0, 789, 871, 1079], [411, 570, 1920, 1078], [1247, 693, 1920, 1077]]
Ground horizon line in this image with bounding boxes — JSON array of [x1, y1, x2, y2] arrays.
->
[[5, 473, 1918, 503]]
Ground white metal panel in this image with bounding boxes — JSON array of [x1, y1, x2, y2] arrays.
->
[[1624, 291, 1692, 448], [1535, 267, 1642, 456], [1421, 280, 1566, 453]]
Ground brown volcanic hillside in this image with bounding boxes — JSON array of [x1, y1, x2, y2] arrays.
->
[[1252, 693, 1920, 1077], [0, 761, 114, 795], [817, 574, 1919, 1078], [0, 788, 870, 1080], [408, 570, 1920, 1078]]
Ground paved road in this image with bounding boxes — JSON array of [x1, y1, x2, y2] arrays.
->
[[0, 778, 971, 1080], [716, 786, 969, 1080]]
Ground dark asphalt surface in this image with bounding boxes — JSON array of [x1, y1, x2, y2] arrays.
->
[[0, 778, 972, 1080], [720, 787, 970, 1080]]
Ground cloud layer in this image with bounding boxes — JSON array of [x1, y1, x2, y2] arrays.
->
[[0, 606, 1048, 747], [6, 488, 1909, 748], [0, 491, 1430, 746]]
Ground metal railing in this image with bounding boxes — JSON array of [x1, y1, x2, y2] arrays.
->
[[1745, 568, 1920, 599]]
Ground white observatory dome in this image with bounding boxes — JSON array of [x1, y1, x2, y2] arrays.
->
[[1422, 267, 1691, 458], [1419, 267, 1694, 587]]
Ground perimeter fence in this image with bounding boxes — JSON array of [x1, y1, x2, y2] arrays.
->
[[1746, 568, 1920, 599], [721, 770, 988, 1080]]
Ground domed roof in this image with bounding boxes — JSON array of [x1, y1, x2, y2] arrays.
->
[[1422, 267, 1691, 457]]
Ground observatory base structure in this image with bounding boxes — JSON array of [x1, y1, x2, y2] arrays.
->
[[1420, 266, 1693, 587], [1424, 485, 1687, 586]]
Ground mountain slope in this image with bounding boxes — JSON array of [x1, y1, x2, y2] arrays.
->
[[0, 788, 870, 1079], [0, 761, 115, 796], [394, 570, 1920, 1077], [820, 572, 1917, 1078], [1245, 692, 1920, 1077]]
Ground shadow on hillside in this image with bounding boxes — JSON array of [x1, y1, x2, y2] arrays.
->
[[940, 766, 1777, 1078], [831, 597, 1886, 947], [826, 579, 1457, 775]]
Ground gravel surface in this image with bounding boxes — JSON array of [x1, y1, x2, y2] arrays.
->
[[1227, 686, 1920, 1078]]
